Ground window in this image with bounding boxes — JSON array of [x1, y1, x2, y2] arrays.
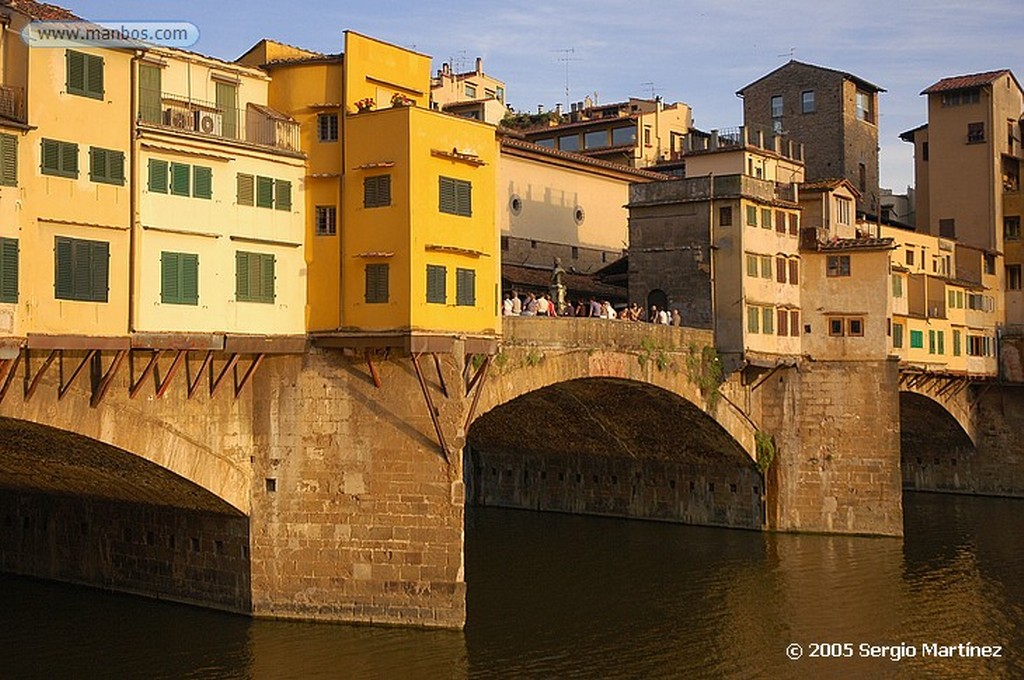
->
[[848, 318, 864, 336], [929, 330, 937, 354], [855, 90, 873, 123], [967, 122, 985, 143], [55, 236, 108, 302], [439, 177, 471, 216], [571, 246, 578, 259], [939, 218, 955, 238], [611, 127, 636, 146], [746, 306, 759, 333], [776, 257, 787, 283], [941, 89, 979, 107], [910, 330, 924, 349], [788, 213, 799, 236], [41, 139, 78, 178], [536, 138, 555, 148], [465, 82, 476, 98], [762, 307, 774, 335], [643, 127, 651, 146], [771, 95, 783, 119], [968, 335, 991, 357], [170, 162, 190, 196], [1005, 216, 1021, 241], [905, 249, 915, 266], [235, 251, 275, 303], [456, 268, 475, 306], [760, 255, 772, 279], [138, 63, 162, 124], [275, 180, 292, 211], [746, 254, 758, 278], [215, 82, 238, 139], [495, 86, 504, 103], [426, 264, 446, 304], [829, 318, 844, 336], [256, 176, 274, 208], [160, 251, 199, 305], [315, 206, 337, 236], [775, 210, 786, 233], [836, 197, 851, 225], [953, 329, 961, 357], [0, 237, 17, 303], [922, 142, 929, 161], [777, 309, 788, 336], [1008, 264, 1022, 290], [365, 263, 389, 303], [746, 205, 757, 226], [827, 255, 851, 277], [801, 90, 815, 113], [788, 259, 799, 285], [761, 208, 772, 229], [858, 163, 866, 193], [237, 173, 254, 205], [789, 310, 799, 337], [719, 206, 732, 227], [584, 130, 607, 149], [88, 147, 125, 185], [937, 330, 945, 355], [985, 254, 996, 275], [559, 134, 579, 151], [66, 50, 103, 99], [0, 134, 17, 186], [317, 113, 339, 142], [193, 166, 212, 199], [893, 323, 904, 349], [892, 274, 903, 298]]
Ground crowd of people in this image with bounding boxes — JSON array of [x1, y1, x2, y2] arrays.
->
[[502, 291, 682, 325]]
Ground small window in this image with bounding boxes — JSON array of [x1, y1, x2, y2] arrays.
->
[[66, 49, 103, 99], [170, 162, 190, 196], [1004, 216, 1021, 241], [771, 95, 783, 119], [719, 206, 732, 227], [788, 213, 798, 236], [892, 274, 903, 298], [256, 176, 274, 208], [236, 173, 254, 206], [910, 329, 924, 349], [952, 329, 961, 357], [828, 318, 844, 337], [801, 90, 815, 113], [558, 134, 579, 151], [55, 236, 109, 302], [777, 309, 788, 336], [41, 139, 78, 178], [776, 257, 787, 283], [746, 205, 757, 226], [760, 255, 772, 279], [365, 263, 389, 303], [827, 255, 851, 277], [761, 208, 772, 229], [315, 206, 337, 236], [426, 264, 446, 304], [88, 147, 125, 185], [193, 166, 212, 199], [149, 159, 168, 193], [611, 126, 636, 146], [774, 210, 785, 233], [317, 113, 339, 142], [274, 179, 292, 211], [465, 82, 477, 98], [858, 163, 866, 193], [456, 268, 475, 306], [855, 90, 873, 123], [160, 251, 199, 305], [939, 218, 956, 238], [746, 306, 759, 333], [789, 310, 799, 337], [788, 259, 799, 285], [967, 122, 985, 143], [0, 134, 17, 187], [893, 323, 904, 348], [235, 251, 275, 303], [439, 176, 471, 216], [836, 197, 852, 225], [0, 237, 18, 303], [762, 307, 774, 335], [584, 130, 607, 149], [985, 254, 996, 275], [745, 254, 758, 278], [571, 246, 578, 259], [848, 318, 864, 336], [1008, 264, 1022, 290]]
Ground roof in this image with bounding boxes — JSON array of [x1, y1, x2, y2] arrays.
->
[[247, 102, 295, 122], [500, 136, 670, 181], [2, 0, 77, 20], [921, 69, 1019, 95], [737, 60, 885, 96], [800, 177, 861, 198], [816, 237, 895, 252], [899, 123, 927, 143], [521, 112, 640, 135]]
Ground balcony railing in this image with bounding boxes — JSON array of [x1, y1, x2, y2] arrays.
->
[[680, 125, 804, 161], [0, 85, 25, 122], [139, 92, 300, 154]]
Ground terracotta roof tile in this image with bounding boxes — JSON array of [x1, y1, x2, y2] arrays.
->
[[817, 237, 895, 252], [4, 0, 77, 20], [922, 70, 1013, 94], [500, 136, 670, 180]]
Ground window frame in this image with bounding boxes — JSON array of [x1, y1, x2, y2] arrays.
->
[[456, 268, 476, 306], [426, 264, 447, 304], [0, 237, 17, 303], [88, 146, 125, 186], [54, 236, 109, 302], [364, 263, 389, 303], [827, 255, 851, 277], [66, 49, 104, 100], [160, 251, 199, 305], [315, 205, 337, 236], [41, 138, 78, 179], [317, 112, 339, 142], [364, 174, 392, 208], [234, 251, 275, 304], [439, 176, 471, 217]]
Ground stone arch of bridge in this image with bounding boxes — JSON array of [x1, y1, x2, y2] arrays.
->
[[899, 385, 976, 448]]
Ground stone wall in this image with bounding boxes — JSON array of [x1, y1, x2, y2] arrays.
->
[[751, 359, 903, 537]]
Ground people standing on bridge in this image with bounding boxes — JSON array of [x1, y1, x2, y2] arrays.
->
[[511, 291, 522, 315], [658, 308, 670, 325], [589, 297, 602, 318], [543, 294, 558, 317], [521, 293, 538, 316], [574, 299, 587, 317], [502, 293, 514, 316], [649, 305, 659, 323], [671, 309, 681, 326], [536, 293, 550, 317]]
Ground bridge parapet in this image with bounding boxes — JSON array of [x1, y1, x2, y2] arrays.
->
[[501, 317, 712, 352]]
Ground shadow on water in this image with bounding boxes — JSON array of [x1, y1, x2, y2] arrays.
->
[[2, 493, 1024, 678]]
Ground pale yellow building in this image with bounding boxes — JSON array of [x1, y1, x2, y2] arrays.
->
[[430, 58, 507, 126]]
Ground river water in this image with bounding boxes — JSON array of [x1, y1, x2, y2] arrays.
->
[[1, 492, 1022, 679]]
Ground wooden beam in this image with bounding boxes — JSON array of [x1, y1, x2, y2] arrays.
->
[[432, 352, 449, 398], [412, 353, 449, 462], [234, 353, 265, 397], [24, 349, 57, 401], [58, 349, 97, 400], [155, 350, 187, 399], [464, 355, 491, 431], [0, 353, 21, 405], [365, 349, 381, 389], [187, 350, 214, 399], [210, 353, 239, 398], [129, 349, 164, 399], [90, 350, 126, 407]]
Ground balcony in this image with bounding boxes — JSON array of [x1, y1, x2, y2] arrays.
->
[[680, 125, 804, 162], [139, 93, 300, 154], [0, 85, 25, 123]]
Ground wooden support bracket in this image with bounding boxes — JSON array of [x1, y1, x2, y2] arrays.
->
[[210, 353, 239, 398], [25, 349, 57, 401], [365, 349, 381, 389], [58, 349, 97, 401], [187, 350, 214, 399], [0, 353, 21, 405], [432, 353, 449, 398], [234, 353, 265, 397], [155, 350, 187, 399], [412, 353, 450, 462], [90, 350, 126, 407], [464, 354, 491, 431], [130, 349, 164, 399]]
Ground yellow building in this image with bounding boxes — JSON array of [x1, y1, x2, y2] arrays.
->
[[133, 47, 306, 339], [430, 57, 507, 126]]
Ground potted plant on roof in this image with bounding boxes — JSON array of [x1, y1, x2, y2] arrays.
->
[[354, 97, 375, 113], [391, 92, 414, 107]]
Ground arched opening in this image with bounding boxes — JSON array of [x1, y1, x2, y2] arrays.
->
[[0, 417, 251, 612], [900, 392, 976, 494], [466, 377, 762, 529], [646, 289, 668, 317]]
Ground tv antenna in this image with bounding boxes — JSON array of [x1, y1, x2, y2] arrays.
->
[[552, 48, 579, 99], [641, 81, 657, 99], [777, 47, 795, 60]]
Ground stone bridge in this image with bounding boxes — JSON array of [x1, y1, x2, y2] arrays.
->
[[1, 318, 1020, 629]]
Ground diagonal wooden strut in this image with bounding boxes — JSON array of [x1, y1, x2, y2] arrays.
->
[[155, 350, 187, 399], [25, 349, 57, 401], [130, 349, 164, 399], [464, 355, 491, 431], [234, 353, 265, 397], [365, 349, 381, 389], [0, 353, 21, 405], [210, 353, 239, 398], [432, 353, 449, 398], [90, 350, 126, 407], [412, 353, 450, 462], [58, 349, 97, 400], [187, 350, 214, 399]]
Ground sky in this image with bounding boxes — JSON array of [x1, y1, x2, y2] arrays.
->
[[68, 0, 1024, 191]]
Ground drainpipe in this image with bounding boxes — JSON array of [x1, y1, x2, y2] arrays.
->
[[709, 173, 717, 346], [128, 52, 141, 334]]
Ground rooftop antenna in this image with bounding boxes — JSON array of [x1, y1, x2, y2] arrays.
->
[[450, 49, 467, 75], [552, 48, 579, 100], [777, 47, 795, 60], [641, 81, 657, 99]]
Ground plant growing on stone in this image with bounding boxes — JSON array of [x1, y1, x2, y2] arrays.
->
[[686, 344, 724, 410], [756, 430, 776, 474]]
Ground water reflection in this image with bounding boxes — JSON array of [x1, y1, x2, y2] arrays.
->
[[1, 493, 1022, 678]]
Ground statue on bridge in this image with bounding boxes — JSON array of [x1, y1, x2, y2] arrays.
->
[[550, 257, 567, 314]]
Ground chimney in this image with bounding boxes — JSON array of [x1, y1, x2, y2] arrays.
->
[[475, 57, 482, 75], [442, 62, 450, 76], [555, 103, 562, 117]]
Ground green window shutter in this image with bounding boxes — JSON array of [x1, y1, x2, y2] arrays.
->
[[67, 51, 102, 99], [235, 251, 249, 300], [456, 268, 475, 306], [365, 263, 389, 303], [274, 180, 291, 211], [237, 173, 254, 205], [66, 50, 85, 94], [41, 139, 76, 178], [161, 251, 199, 305], [256, 176, 274, 208], [55, 236, 107, 302], [236, 251, 274, 303], [193, 165, 212, 199], [426, 264, 446, 304], [148, 159, 168, 193], [910, 330, 923, 349], [110, 151, 124, 184], [88, 147, 105, 182], [41, 139, 59, 174], [55, 237, 73, 298], [160, 251, 179, 303], [89, 240, 109, 302], [86, 54, 104, 99], [364, 175, 391, 208], [439, 177, 456, 214], [0, 238, 17, 303], [260, 254, 275, 301], [456, 180, 472, 216], [181, 253, 199, 304], [61, 142, 78, 178], [215, 82, 238, 139], [0, 134, 17, 187], [170, 162, 190, 196], [138, 63, 162, 124]]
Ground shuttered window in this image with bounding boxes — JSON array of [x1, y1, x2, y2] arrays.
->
[[426, 264, 446, 303], [193, 165, 212, 199], [274, 179, 291, 211], [66, 50, 103, 99], [41, 139, 78, 178], [170, 162, 190, 196], [364, 175, 391, 208], [138, 63, 162, 124], [365, 263, 389, 303], [317, 113, 338, 142], [237, 173, 254, 205], [160, 251, 199, 305], [456, 268, 475, 306], [0, 134, 17, 187], [256, 176, 274, 208], [88, 147, 125, 185], [54, 236, 108, 302], [315, 206, 337, 236], [439, 176, 471, 216], [0, 237, 17, 303], [148, 159, 168, 193], [235, 251, 275, 303]]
